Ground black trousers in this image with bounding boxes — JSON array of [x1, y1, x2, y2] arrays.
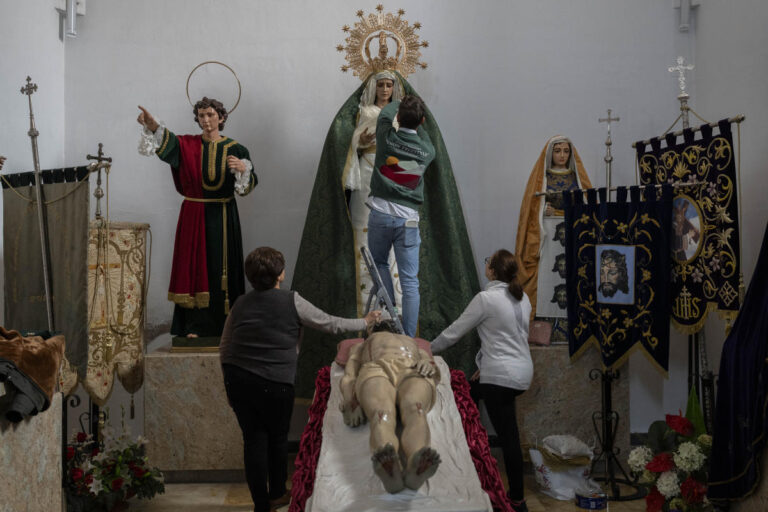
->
[[223, 364, 294, 512], [471, 382, 525, 501]]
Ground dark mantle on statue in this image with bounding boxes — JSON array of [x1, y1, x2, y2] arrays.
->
[[708, 222, 768, 503]]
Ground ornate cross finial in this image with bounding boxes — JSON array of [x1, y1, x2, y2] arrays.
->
[[20, 76, 38, 96], [87, 142, 113, 164], [668, 56, 694, 96], [598, 108, 620, 135]]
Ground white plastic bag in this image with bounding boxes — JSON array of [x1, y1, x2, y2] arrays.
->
[[529, 447, 592, 500], [542, 434, 594, 459]]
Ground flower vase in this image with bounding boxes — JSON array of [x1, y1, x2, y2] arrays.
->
[[109, 501, 129, 512], [109, 490, 135, 512]]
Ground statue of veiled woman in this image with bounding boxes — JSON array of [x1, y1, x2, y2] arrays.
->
[[292, 9, 480, 396], [344, 69, 405, 313], [516, 136, 591, 341]]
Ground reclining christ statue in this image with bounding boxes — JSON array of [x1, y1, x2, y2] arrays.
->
[[339, 320, 442, 493]]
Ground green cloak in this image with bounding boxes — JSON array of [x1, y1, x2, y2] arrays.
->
[[292, 75, 480, 397]]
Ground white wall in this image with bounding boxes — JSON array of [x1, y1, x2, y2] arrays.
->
[[695, 0, 768, 367], [0, 0, 67, 323], [1, 0, 766, 434], [630, 0, 768, 434]]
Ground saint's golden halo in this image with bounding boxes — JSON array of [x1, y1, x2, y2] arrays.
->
[[338, 5, 428, 81], [185, 60, 242, 114]]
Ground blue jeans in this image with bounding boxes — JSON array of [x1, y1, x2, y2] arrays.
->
[[367, 208, 421, 336]]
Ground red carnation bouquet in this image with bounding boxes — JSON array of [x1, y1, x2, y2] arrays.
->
[[65, 410, 164, 512], [627, 390, 712, 512]]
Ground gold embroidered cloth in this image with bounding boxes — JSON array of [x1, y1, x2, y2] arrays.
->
[[61, 221, 149, 404]]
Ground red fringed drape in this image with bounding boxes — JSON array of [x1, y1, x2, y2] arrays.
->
[[450, 369, 513, 512], [289, 367, 512, 512]]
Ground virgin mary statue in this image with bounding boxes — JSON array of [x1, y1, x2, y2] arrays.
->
[[516, 135, 591, 341], [292, 9, 479, 396]]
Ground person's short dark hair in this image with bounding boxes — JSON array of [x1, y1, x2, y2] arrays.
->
[[194, 97, 228, 130], [245, 247, 285, 291], [365, 318, 399, 338], [397, 95, 426, 129]]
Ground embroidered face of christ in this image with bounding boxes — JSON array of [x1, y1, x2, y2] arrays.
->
[[599, 250, 629, 297], [550, 142, 571, 169]]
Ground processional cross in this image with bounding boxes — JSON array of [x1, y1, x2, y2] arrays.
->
[[599, 108, 620, 136], [669, 56, 695, 128], [87, 143, 113, 220], [21, 77, 39, 138], [668, 56, 694, 97], [598, 108, 620, 195], [20, 76, 54, 331]]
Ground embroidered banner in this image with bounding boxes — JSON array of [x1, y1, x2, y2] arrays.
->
[[564, 186, 673, 373], [635, 120, 741, 333], [2, 168, 90, 378]]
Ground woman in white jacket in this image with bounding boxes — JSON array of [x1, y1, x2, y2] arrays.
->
[[431, 249, 533, 512]]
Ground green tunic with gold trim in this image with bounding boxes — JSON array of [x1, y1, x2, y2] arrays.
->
[[155, 128, 257, 338]]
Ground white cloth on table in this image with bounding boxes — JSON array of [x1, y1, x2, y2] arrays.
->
[[305, 357, 492, 512]]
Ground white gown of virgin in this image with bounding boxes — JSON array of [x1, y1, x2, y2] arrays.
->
[[345, 104, 402, 315]]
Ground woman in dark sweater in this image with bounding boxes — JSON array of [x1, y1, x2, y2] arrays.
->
[[220, 247, 379, 512]]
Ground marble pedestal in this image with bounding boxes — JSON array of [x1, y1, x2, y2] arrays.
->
[[144, 348, 243, 475], [516, 345, 630, 463], [0, 392, 63, 512]]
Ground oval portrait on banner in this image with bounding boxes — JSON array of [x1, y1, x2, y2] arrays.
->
[[672, 196, 702, 264]]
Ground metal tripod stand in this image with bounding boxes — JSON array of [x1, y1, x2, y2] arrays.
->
[[360, 246, 404, 334]]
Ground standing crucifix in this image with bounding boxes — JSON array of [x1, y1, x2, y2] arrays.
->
[[599, 108, 620, 198], [669, 56, 695, 128], [86, 143, 112, 221]]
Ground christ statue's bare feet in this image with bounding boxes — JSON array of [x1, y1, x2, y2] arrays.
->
[[403, 446, 441, 490], [371, 443, 404, 493]]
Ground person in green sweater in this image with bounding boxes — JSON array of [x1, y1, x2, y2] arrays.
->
[[367, 95, 436, 336]]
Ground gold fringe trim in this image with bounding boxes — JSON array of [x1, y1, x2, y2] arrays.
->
[[168, 291, 210, 309], [671, 300, 739, 335], [568, 334, 669, 378]]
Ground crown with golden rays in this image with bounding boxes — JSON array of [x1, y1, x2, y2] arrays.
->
[[337, 5, 428, 80]]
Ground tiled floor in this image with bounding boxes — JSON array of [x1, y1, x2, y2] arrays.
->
[[132, 479, 646, 511], [132, 448, 647, 511]]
